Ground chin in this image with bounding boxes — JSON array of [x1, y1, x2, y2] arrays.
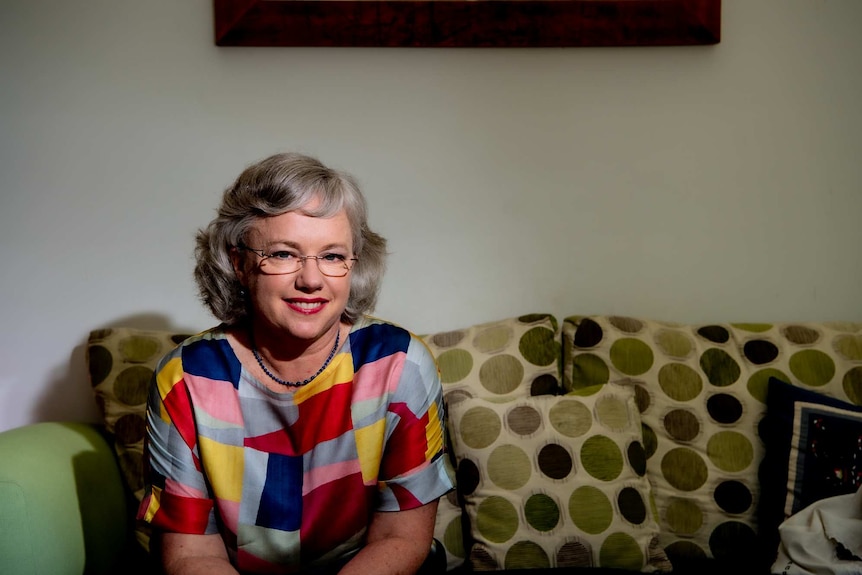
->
[[285, 318, 339, 340]]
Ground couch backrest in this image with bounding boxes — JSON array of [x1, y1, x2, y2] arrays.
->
[[560, 315, 862, 566], [84, 316, 862, 572]]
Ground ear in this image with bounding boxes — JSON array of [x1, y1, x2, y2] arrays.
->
[[230, 247, 248, 286]]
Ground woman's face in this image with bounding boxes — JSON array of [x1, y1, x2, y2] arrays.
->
[[233, 202, 354, 344]]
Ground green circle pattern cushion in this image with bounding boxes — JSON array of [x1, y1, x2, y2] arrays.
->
[[447, 383, 671, 572], [561, 316, 862, 565], [423, 313, 562, 570], [422, 313, 561, 404], [87, 326, 192, 551]]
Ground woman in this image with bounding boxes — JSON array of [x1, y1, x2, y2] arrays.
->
[[138, 153, 455, 575]]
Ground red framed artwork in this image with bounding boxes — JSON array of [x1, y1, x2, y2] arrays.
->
[[214, 0, 721, 47]]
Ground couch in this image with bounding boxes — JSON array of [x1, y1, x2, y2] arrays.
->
[[1, 314, 860, 575]]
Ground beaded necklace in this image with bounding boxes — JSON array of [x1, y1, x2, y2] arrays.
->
[[251, 329, 341, 387]]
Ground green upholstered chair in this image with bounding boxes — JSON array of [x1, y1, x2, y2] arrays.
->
[[0, 422, 154, 575]]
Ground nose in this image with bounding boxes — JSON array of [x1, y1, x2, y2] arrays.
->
[[295, 256, 324, 290]]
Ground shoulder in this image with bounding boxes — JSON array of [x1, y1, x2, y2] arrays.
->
[[156, 326, 239, 380], [350, 315, 410, 338], [348, 316, 435, 367], [349, 316, 418, 352]]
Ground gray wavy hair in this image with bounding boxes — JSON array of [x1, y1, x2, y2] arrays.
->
[[194, 152, 388, 325]]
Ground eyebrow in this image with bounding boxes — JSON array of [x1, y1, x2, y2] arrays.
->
[[264, 240, 351, 252]]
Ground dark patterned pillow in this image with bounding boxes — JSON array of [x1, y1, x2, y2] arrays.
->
[[446, 383, 671, 572], [759, 377, 862, 562], [87, 327, 193, 550]]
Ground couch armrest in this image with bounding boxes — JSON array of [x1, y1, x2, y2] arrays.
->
[[0, 422, 133, 575]]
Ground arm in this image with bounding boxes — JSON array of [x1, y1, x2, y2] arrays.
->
[[156, 531, 239, 575], [338, 500, 439, 575], [138, 345, 235, 573], [336, 334, 452, 574]]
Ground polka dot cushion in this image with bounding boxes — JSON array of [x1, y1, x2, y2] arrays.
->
[[433, 466, 468, 571], [87, 327, 192, 550], [447, 383, 671, 572], [422, 313, 562, 569], [422, 313, 562, 403], [561, 315, 862, 566]]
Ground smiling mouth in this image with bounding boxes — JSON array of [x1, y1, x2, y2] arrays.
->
[[287, 300, 326, 314]]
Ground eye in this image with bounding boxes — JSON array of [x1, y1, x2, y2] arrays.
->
[[268, 250, 297, 261], [321, 253, 347, 263]]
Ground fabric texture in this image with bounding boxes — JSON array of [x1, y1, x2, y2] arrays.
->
[[433, 464, 468, 571], [772, 486, 862, 575], [759, 377, 862, 562], [422, 313, 562, 569], [446, 383, 671, 572], [422, 313, 562, 403], [87, 326, 194, 549], [561, 316, 862, 567], [0, 422, 133, 575], [137, 317, 454, 573]]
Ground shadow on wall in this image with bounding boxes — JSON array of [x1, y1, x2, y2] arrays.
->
[[31, 313, 200, 425]]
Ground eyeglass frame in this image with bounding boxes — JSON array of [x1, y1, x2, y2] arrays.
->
[[236, 244, 358, 277]]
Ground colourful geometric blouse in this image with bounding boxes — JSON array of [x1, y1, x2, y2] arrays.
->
[[137, 317, 454, 573]]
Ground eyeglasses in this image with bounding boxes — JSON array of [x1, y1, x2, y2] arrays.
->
[[237, 245, 358, 277]]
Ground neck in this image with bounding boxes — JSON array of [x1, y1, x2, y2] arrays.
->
[[251, 320, 339, 360], [246, 321, 343, 387]]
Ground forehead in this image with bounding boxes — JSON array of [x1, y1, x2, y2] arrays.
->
[[248, 208, 353, 248]]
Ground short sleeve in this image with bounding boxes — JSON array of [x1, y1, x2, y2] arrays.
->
[[376, 336, 456, 511], [137, 346, 219, 534]]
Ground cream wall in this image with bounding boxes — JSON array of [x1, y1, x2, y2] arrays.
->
[[1, 0, 860, 432]]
